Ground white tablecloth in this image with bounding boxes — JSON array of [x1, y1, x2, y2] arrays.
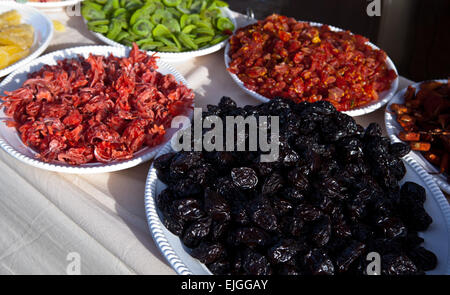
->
[[0, 9, 415, 274]]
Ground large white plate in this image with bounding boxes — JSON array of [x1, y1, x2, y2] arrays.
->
[[0, 45, 193, 174], [0, 2, 53, 78], [385, 80, 450, 194], [84, 7, 237, 62], [145, 143, 450, 275], [224, 21, 399, 117]]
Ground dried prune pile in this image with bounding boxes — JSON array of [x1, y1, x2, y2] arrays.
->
[[154, 97, 437, 275]]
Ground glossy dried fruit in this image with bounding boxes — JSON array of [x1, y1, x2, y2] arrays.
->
[[231, 167, 258, 189], [155, 97, 436, 275], [227, 14, 397, 111]]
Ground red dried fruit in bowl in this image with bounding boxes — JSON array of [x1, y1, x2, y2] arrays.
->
[[1, 44, 194, 165]]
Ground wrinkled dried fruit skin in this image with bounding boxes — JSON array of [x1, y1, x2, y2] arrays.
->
[[267, 239, 302, 264], [191, 242, 226, 265], [407, 247, 437, 271], [182, 217, 212, 248], [204, 188, 231, 222], [242, 250, 273, 275], [231, 167, 259, 189], [173, 198, 204, 222], [228, 227, 271, 249], [382, 254, 419, 275], [154, 97, 436, 275], [389, 143, 411, 158], [248, 196, 278, 232], [304, 249, 335, 275], [335, 241, 366, 272]]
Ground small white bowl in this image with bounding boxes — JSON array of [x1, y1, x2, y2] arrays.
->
[[0, 45, 192, 174], [85, 7, 237, 63], [224, 21, 399, 117], [0, 2, 54, 78], [145, 143, 450, 275], [385, 79, 450, 194]]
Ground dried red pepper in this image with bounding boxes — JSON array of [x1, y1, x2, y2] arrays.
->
[[227, 14, 397, 111], [1, 44, 194, 165]]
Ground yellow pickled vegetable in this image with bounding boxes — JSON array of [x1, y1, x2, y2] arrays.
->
[[0, 24, 34, 48], [0, 46, 30, 69], [0, 10, 21, 28], [0, 10, 34, 70]]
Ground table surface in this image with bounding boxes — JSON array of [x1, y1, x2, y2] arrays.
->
[[0, 8, 437, 275]]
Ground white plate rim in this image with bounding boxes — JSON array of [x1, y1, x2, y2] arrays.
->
[[0, 1, 54, 78], [144, 143, 450, 275], [83, 7, 237, 62], [385, 79, 450, 194], [20, 0, 83, 8], [0, 45, 192, 174], [224, 20, 399, 117]]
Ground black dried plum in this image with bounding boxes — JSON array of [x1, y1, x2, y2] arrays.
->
[[211, 221, 229, 242], [191, 242, 226, 264], [303, 249, 335, 275], [335, 241, 366, 273], [231, 167, 258, 189], [156, 188, 174, 214], [229, 227, 271, 248], [162, 214, 185, 236], [334, 221, 352, 238], [267, 239, 302, 264], [248, 196, 278, 232], [262, 172, 284, 196], [172, 179, 202, 199], [364, 122, 382, 138], [173, 198, 204, 222], [242, 250, 273, 275], [253, 160, 280, 177], [207, 259, 231, 275], [188, 163, 215, 186], [281, 148, 300, 167], [404, 231, 424, 249], [208, 151, 236, 171], [310, 216, 332, 247], [271, 197, 293, 217], [182, 217, 212, 248], [294, 204, 322, 222], [170, 152, 203, 178], [389, 142, 411, 158], [154, 98, 437, 275], [407, 247, 437, 271], [382, 254, 419, 275], [154, 152, 176, 183], [338, 138, 364, 161], [204, 188, 230, 222], [401, 182, 426, 204], [280, 216, 305, 237], [283, 187, 306, 203], [230, 203, 250, 225], [376, 216, 407, 239], [276, 265, 302, 275], [218, 96, 237, 109], [351, 224, 375, 242], [287, 168, 310, 191]]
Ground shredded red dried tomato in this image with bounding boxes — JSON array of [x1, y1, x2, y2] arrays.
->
[[1, 44, 194, 165], [228, 14, 397, 111]]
